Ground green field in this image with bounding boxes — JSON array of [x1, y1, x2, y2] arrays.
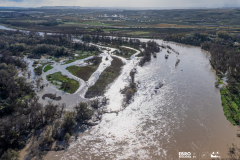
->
[[46, 72, 79, 94], [60, 21, 113, 27], [66, 65, 96, 81], [103, 29, 119, 31], [43, 65, 53, 72], [66, 57, 102, 81], [128, 31, 150, 35]]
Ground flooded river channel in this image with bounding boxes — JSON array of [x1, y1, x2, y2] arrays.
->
[[0, 24, 237, 159], [41, 39, 239, 160]]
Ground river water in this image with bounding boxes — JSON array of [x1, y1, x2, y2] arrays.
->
[[0, 25, 15, 31], [42, 39, 239, 160], [0, 25, 238, 159]]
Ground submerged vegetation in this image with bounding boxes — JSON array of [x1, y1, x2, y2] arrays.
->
[[121, 69, 137, 104], [46, 72, 79, 94]]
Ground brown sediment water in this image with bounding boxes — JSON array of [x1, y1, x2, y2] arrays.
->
[[1, 22, 237, 159], [42, 39, 239, 160]]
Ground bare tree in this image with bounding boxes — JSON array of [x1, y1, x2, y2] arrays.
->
[[36, 77, 43, 90], [28, 70, 31, 79]]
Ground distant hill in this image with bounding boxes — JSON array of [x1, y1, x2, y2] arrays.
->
[[0, 7, 24, 9], [40, 6, 81, 9]]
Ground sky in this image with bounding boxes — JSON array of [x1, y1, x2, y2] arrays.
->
[[1, 0, 240, 8]]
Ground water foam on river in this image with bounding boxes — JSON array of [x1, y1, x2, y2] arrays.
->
[[45, 39, 239, 160]]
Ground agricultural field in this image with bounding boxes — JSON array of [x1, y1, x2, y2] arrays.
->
[[2, 8, 240, 39]]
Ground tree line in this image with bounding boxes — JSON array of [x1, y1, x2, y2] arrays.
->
[[81, 34, 160, 66], [0, 30, 100, 60], [81, 34, 141, 49]]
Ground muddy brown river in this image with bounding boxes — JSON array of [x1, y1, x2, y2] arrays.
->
[[2, 24, 237, 159], [41, 39, 239, 160]]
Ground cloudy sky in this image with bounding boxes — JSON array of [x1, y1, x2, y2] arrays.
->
[[0, 0, 240, 8]]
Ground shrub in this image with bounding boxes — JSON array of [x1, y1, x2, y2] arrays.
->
[[217, 31, 229, 40], [33, 61, 39, 64], [64, 133, 70, 142], [200, 33, 208, 41], [0, 63, 7, 70], [16, 44, 25, 52], [43, 129, 54, 145], [125, 89, 134, 101], [33, 44, 54, 54], [28, 54, 41, 59], [201, 41, 212, 51], [34, 66, 43, 75], [91, 99, 99, 109], [1, 149, 19, 160], [62, 111, 76, 131], [52, 120, 61, 139], [82, 34, 91, 43], [74, 102, 93, 122], [133, 88, 137, 92]]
